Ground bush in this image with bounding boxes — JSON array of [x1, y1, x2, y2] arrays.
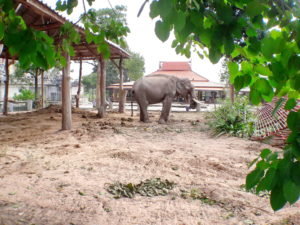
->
[[13, 89, 35, 101], [207, 96, 255, 138]]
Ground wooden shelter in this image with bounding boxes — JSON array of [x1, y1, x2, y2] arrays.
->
[[0, 0, 130, 130]]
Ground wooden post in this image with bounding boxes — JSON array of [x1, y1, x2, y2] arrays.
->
[[41, 70, 44, 108], [76, 58, 83, 108], [3, 53, 9, 115], [98, 56, 107, 118], [62, 53, 72, 130]]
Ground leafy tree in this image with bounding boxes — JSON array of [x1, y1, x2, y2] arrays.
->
[[141, 0, 300, 211], [13, 89, 35, 101], [124, 52, 145, 81], [219, 58, 229, 84], [82, 72, 97, 93]]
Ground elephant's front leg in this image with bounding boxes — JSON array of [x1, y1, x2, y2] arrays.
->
[[158, 96, 172, 124]]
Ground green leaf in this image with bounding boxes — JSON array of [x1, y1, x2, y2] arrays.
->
[[0, 22, 4, 40], [260, 149, 272, 159], [155, 20, 170, 42], [234, 74, 252, 91], [256, 160, 269, 170], [254, 64, 272, 76], [285, 98, 297, 110], [249, 88, 261, 105], [283, 180, 300, 204], [208, 48, 222, 64], [224, 35, 234, 55], [246, 168, 264, 190], [255, 78, 273, 95], [272, 98, 285, 116], [149, 1, 160, 18], [256, 168, 278, 192], [246, 1, 264, 18], [287, 111, 300, 131], [270, 186, 287, 211], [216, 2, 233, 24], [291, 162, 300, 186], [246, 27, 257, 37], [203, 17, 213, 29], [261, 37, 274, 60], [228, 62, 239, 83], [174, 11, 186, 32], [241, 61, 252, 73]]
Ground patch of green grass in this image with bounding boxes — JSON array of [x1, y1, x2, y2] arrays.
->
[[180, 189, 221, 206], [106, 178, 176, 199]]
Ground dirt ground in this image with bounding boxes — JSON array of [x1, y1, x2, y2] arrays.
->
[[0, 106, 299, 225]]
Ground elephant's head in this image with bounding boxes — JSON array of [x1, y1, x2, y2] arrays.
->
[[176, 78, 201, 109]]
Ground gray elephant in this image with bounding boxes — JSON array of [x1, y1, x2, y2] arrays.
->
[[132, 74, 200, 124]]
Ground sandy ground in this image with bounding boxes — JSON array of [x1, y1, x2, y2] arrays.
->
[[0, 106, 299, 225]]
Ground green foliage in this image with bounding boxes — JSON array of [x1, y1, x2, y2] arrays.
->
[[124, 52, 145, 81], [13, 89, 35, 101], [106, 178, 175, 198], [82, 72, 97, 93], [207, 96, 255, 138], [81, 5, 130, 58], [146, 0, 300, 210]]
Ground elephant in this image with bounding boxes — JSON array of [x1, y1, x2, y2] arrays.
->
[[132, 74, 201, 124]]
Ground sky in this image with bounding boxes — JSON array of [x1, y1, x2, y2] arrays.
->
[[43, 0, 223, 82]]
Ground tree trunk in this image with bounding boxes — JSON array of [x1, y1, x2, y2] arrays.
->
[[41, 70, 44, 108], [230, 84, 235, 104], [96, 59, 100, 110], [34, 69, 38, 109], [61, 53, 72, 130], [117, 57, 125, 113], [3, 53, 9, 115], [76, 58, 83, 108], [98, 57, 106, 118]]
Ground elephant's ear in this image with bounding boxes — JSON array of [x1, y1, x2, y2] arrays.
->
[[176, 79, 188, 96]]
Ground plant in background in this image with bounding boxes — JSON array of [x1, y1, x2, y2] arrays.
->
[[13, 89, 35, 101], [207, 96, 255, 138]]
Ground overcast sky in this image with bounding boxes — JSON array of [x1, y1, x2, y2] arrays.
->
[[43, 0, 223, 82]]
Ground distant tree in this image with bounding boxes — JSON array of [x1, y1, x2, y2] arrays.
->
[[13, 89, 35, 101], [124, 52, 145, 81], [219, 58, 229, 84], [82, 72, 97, 93]]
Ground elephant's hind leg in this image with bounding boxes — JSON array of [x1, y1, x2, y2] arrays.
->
[[138, 102, 150, 123]]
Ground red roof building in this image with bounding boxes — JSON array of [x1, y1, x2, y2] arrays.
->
[[150, 61, 209, 82]]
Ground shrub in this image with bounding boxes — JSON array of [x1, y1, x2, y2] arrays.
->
[[13, 89, 35, 101], [207, 96, 256, 138]]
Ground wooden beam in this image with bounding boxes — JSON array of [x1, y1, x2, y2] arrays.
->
[[62, 53, 72, 130], [76, 57, 82, 108], [31, 22, 61, 31], [3, 52, 9, 115]]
